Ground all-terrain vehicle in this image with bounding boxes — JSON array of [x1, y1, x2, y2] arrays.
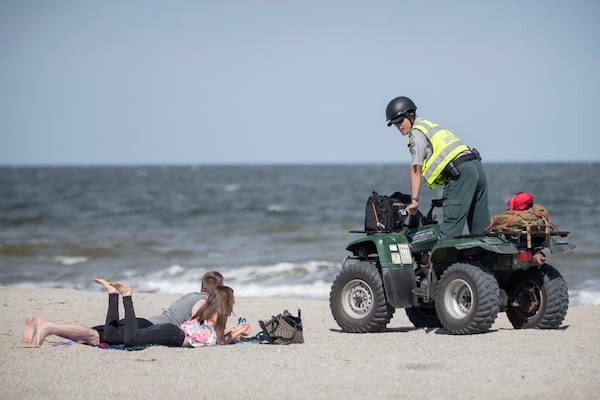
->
[[329, 194, 574, 334]]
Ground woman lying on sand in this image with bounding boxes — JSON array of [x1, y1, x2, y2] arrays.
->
[[21, 279, 251, 347]]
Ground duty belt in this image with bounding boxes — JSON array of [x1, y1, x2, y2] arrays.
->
[[443, 152, 478, 177]]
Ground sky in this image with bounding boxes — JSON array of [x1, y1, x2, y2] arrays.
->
[[1, 0, 599, 165]]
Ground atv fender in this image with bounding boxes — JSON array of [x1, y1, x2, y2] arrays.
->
[[547, 235, 576, 254], [346, 233, 417, 308], [346, 233, 414, 266], [431, 236, 518, 264]]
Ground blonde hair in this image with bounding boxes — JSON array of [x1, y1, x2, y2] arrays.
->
[[192, 285, 234, 332]]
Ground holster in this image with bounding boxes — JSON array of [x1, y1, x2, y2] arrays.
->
[[443, 148, 481, 178]]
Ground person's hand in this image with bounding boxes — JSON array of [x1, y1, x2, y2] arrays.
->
[[226, 323, 252, 343], [238, 323, 251, 336], [407, 200, 418, 215], [226, 323, 251, 340]]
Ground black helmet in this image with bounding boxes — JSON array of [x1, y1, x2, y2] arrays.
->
[[386, 96, 417, 126]]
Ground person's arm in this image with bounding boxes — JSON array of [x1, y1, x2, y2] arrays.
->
[[408, 164, 422, 214], [222, 323, 251, 344], [407, 131, 426, 214]]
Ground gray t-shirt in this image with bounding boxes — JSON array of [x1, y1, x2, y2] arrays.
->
[[408, 125, 432, 166], [147, 292, 205, 326]]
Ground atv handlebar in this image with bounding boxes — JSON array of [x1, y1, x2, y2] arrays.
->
[[424, 198, 443, 224]]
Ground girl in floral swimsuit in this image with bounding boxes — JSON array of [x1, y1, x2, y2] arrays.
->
[[179, 285, 250, 347]]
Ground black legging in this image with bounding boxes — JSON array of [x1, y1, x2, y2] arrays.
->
[[92, 293, 185, 347]]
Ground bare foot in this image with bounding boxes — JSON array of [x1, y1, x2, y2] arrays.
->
[[21, 315, 37, 344], [110, 281, 132, 297], [32, 318, 49, 346], [95, 278, 118, 294]]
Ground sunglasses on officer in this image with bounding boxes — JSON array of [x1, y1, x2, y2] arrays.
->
[[390, 114, 407, 125]]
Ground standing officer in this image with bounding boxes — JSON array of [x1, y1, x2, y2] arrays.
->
[[386, 96, 490, 240]]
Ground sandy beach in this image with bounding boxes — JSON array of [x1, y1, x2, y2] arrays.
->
[[1, 286, 599, 400]]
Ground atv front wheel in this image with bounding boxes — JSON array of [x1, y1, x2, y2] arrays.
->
[[329, 261, 393, 333], [435, 263, 500, 334], [506, 264, 569, 329]]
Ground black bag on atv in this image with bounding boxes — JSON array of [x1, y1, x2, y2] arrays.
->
[[364, 191, 412, 232]]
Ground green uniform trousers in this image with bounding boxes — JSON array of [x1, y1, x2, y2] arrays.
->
[[440, 159, 490, 241]]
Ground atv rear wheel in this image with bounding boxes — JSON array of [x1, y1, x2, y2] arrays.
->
[[405, 304, 442, 328], [329, 261, 393, 333], [435, 263, 500, 334], [506, 264, 569, 329]]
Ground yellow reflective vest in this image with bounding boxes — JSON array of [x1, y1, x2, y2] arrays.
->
[[409, 119, 470, 189]]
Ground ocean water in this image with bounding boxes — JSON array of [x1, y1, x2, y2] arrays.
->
[[1, 163, 599, 305]]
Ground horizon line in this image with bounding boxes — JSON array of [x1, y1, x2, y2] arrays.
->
[[0, 160, 597, 168]]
